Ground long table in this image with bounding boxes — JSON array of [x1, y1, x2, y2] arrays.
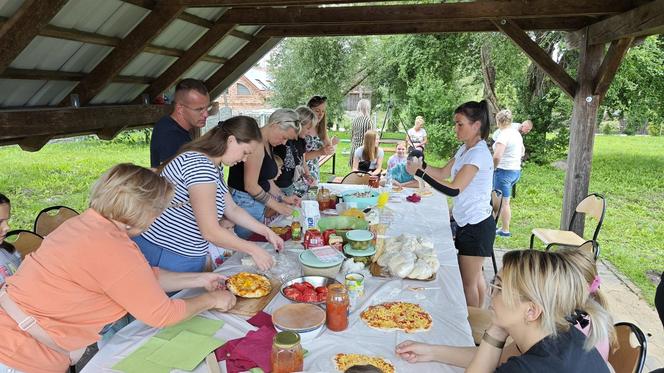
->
[[82, 184, 474, 372]]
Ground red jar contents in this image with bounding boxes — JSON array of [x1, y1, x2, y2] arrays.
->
[[326, 284, 349, 331], [368, 176, 379, 188], [271, 331, 304, 373]]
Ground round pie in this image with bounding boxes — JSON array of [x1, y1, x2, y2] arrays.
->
[[333, 353, 395, 373], [226, 272, 272, 298], [360, 301, 432, 333]]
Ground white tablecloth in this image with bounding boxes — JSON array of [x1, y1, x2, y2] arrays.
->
[[82, 184, 473, 373]]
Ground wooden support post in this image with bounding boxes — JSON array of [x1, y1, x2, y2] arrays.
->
[[0, 0, 68, 74], [561, 28, 604, 235], [66, 4, 184, 105], [594, 37, 633, 101], [494, 19, 578, 98]]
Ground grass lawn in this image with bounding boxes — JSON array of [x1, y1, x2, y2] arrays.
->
[[1, 134, 662, 304]]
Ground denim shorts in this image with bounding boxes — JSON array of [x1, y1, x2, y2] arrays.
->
[[133, 235, 206, 273], [493, 168, 521, 198], [231, 189, 265, 239]]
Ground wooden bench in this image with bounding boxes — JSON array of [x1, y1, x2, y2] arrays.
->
[[319, 153, 336, 174]]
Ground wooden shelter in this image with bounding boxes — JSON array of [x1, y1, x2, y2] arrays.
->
[[1, 0, 663, 234]]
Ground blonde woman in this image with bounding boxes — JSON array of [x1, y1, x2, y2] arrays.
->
[[274, 106, 318, 197], [397, 249, 613, 372], [0, 164, 236, 373], [492, 109, 524, 237], [407, 115, 428, 151], [349, 99, 375, 166], [228, 109, 302, 239], [352, 130, 384, 176]]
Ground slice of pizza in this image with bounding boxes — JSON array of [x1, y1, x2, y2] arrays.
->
[[334, 353, 395, 373], [226, 272, 272, 298]]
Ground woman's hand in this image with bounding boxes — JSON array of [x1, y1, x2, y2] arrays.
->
[[486, 324, 509, 343], [208, 289, 236, 312], [250, 247, 275, 271], [264, 228, 285, 252], [322, 144, 336, 156], [396, 340, 436, 363], [282, 195, 301, 207], [406, 156, 423, 175], [274, 202, 294, 216], [198, 272, 227, 292]]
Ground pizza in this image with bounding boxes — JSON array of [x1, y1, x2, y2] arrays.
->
[[226, 272, 272, 298], [360, 302, 432, 333], [334, 353, 395, 373]]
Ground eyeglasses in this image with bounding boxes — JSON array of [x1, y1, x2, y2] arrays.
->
[[488, 277, 503, 297], [177, 102, 218, 116]]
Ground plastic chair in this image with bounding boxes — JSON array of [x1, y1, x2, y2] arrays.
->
[[489, 190, 503, 274], [34, 206, 79, 237], [4, 230, 44, 258], [530, 193, 605, 251], [608, 322, 647, 373], [340, 171, 371, 185]]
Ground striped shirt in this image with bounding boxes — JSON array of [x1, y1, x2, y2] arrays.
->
[[349, 115, 375, 165], [141, 151, 227, 257]]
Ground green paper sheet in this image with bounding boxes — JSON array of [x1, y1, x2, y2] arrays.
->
[[154, 315, 224, 340], [146, 330, 225, 371], [111, 338, 171, 373]]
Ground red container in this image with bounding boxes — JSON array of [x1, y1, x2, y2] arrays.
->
[[303, 229, 324, 249], [322, 229, 337, 245]]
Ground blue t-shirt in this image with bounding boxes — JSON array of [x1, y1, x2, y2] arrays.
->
[[150, 115, 191, 168], [141, 152, 227, 257], [389, 163, 414, 184]]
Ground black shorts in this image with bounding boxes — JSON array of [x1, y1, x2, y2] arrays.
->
[[455, 215, 496, 257]]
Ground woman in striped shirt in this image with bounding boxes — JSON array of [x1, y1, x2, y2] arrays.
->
[[349, 99, 375, 166], [135, 116, 283, 273]]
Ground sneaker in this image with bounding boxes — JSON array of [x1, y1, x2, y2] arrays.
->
[[496, 230, 512, 237]]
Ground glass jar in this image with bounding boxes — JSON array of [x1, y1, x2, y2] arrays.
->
[[291, 221, 302, 241], [317, 187, 331, 211], [271, 331, 304, 373], [326, 284, 349, 331]]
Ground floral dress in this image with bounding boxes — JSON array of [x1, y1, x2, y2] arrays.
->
[[305, 135, 324, 184]]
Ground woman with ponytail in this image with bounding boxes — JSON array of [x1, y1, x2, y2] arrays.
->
[[397, 249, 614, 372], [135, 116, 284, 273], [406, 100, 495, 307]]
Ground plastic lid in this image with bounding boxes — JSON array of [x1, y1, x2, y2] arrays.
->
[[343, 243, 376, 257], [299, 249, 344, 268], [274, 331, 301, 348], [346, 229, 373, 241]]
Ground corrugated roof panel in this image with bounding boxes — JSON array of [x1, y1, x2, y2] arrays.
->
[[0, 79, 46, 107], [120, 53, 177, 78], [26, 81, 77, 106], [97, 2, 149, 39], [60, 44, 114, 73], [10, 37, 83, 70], [50, 0, 123, 33], [235, 25, 261, 35], [151, 19, 206, 50], [208, 37, 248, 59], [89, 83, 148, 104], [0, 0, 23, 17], [183, 61, 220, 81], [185, 7, 228, 21]]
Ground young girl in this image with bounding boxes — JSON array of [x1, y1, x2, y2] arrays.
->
[[352, 130, 384, 176], [406, 100, 494, 308], [0, 194, 20, 284], [385, 141, 418, 188]]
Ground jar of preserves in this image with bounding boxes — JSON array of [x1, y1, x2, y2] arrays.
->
[[317, 187, 331, 210], [326, 283, 349, 331], [368, 175, 380, 188], [291, 221, 302, 241], [271, 331, 304, 373]]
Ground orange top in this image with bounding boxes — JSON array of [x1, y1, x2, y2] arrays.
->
[[0, 209, 187, 373]]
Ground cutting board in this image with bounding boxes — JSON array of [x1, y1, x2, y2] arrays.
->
[[228, 277, 282, 317]]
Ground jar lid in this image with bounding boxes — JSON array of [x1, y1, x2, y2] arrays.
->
[[274, 331, 301, 348]]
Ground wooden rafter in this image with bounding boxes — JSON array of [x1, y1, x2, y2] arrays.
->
[[587, 0, 664, 45], [494, 19, 578, 98], [205, 33, 281, 99], [0, 0, 68, 74], [219, 1, 639, 25], [0, 104, 170, 151], [65, 4, 184, 105], [594, 37, 634, 100], [263, 17, 596, 37], [141, 21, 237, 101], [161, 0, 406, 6], [1, 68, 153, 85]]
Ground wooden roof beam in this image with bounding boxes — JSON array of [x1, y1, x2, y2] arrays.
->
[[263, 17, 595, 37], [163, 0, 405, 6], [220, 1, 640, 25], [594, 37, 634, 100], [587, 0, 664, 45], [1, 68, 153, 84], [494, 19, 578, 98], [140, 20, 237, 102], [205, 32, 281, 99], [65, 4, 184, 105], [0, 0, 68, 74]]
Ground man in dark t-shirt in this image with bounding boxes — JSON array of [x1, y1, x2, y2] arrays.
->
[[150, 79, 211, 168]]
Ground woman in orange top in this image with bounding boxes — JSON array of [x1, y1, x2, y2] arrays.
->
[[0, 164, 236, 373]]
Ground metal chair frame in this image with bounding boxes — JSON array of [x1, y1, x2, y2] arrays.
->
[[34, 205, 79, 237]]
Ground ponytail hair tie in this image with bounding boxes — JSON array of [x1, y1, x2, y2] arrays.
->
[[588, 275, 601, 294]]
